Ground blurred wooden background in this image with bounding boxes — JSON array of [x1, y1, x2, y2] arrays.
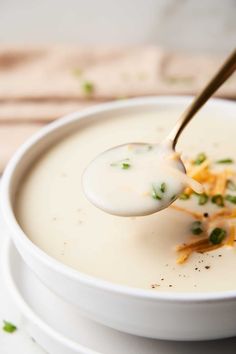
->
[[0, 45, 236, 173]]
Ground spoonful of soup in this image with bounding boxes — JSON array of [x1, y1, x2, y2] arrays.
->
[[82, 49, 236, 216]]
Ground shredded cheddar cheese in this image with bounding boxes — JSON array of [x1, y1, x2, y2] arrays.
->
[[211, 170, 228, 196], [187, 159, 210, 179], [170, 205, 203, 220], [174, 154, 236, 264]]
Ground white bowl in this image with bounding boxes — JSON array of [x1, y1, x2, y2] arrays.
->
[[4, 238, 236, 354], [2, 96, 236, 341]]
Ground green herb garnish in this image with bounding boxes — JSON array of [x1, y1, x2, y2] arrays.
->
[[164, 76, 194, 84], [135, 145, 153, 153], [227, 179, 236, 191], [73, 68, 83, 77], [111, 158, 131, 169], [225, 194, 236, 204], [209, 228, 226, 245], [190, 221, 204, 235], [193, 153, 207, 165], [3, 321, 17, 333], [216, 158, 234, 164], [121, 162, 130, 169], [211, 194, 224, 207], [82, 81, 94, 95], [152, 182, 167, 200], [152, 185, 162, 200], [116, 95, 127, 100], [179, 193, 190, 200], [198, 193, 209, 205], [160, 182, 166, 193], [137, 72, 148, 80]]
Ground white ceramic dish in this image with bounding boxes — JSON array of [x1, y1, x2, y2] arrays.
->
[[2, 97, 236, 340], [3, 238, 236, 354]]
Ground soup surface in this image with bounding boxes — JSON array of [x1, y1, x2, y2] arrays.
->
[[16, 103, 236, 292]]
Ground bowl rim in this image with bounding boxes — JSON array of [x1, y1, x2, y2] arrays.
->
[[2, 95, 236, 303]]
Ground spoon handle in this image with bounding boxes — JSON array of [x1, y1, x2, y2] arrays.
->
[[168, 48, 236, 149]]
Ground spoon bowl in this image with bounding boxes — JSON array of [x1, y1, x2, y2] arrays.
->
[[82, 141, 189, 217]]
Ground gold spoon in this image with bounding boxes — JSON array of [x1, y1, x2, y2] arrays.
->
[[167, 48, 236, 149]]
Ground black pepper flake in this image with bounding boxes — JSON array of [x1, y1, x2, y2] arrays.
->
[[169, 285, 173, 287], [218, 254, 222, 257], [205, 266, 210, 269], [161, 278, 164, 281], [203, 212, 209, 218], [195, 267, 198, 270], [151, 284, 160, 289]]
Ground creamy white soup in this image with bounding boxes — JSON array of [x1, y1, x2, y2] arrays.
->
[[16, 106, 236, 292]]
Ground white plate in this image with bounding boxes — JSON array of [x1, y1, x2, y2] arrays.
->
[[2, 238, 236, 354]]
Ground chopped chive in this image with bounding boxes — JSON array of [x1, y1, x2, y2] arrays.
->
[[198, 193, 209, 205], [211, 194, 224, 207], [82, 81, 94, 95], [3, 321, 17, 333], [190, 221, 203, 235], [137, 72, 148, 80], [164, 76, 194, 84], [160, 182, 166, 193], [73, 68, 83, 77], [216, 158, 233, 164], [116, 95, 127, 100], [227, 179, 236, 191], [225, 194, 236, 204], [209, 228, 226, 245], [152, 185, 162, 200], [193, 153, 207, 165], [135, 145, 153, 153], [170, 195, 176, 202], [110, 158, 131, 169], [179, 193, 190, 200], [121, 162, 130, 169]]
